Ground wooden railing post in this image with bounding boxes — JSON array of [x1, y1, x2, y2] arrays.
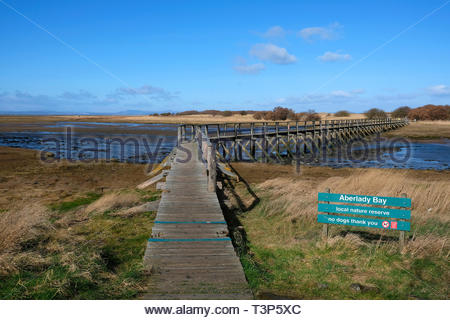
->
[[177, 126, 182, 146], [207, 144, 216, 192]]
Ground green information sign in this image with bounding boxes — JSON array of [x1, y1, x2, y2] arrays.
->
[[318, 192, 411, 207], [318, 203, 411, 219], [317, 214, 410, 231]]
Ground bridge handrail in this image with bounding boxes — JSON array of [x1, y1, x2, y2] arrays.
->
[[178, 118, 408, 141], [192, 126, 216, 192]]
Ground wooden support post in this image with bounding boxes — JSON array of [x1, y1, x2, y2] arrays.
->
[[263, 123, 267, 163], [275, 122, 280, 156], [238, 139, 242, 160], [177, 126, 182, 146], [250, 122, 256, 159], [295, 136, 301, 175], [180, 125, 186, 143], [322, 187, 330, 241], [207, 144, 216, 192], [399, 192, 407, 251], [222, 141, 227, 159]]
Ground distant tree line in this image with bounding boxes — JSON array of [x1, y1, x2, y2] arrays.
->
[[406, 105, 450, 120], [150, 104, 450, 121], [150, 110, 255, 117], [252, 107, 321, 121], [364, 105, 450, 120]]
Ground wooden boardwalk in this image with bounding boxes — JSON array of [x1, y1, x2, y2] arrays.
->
[[178, 119, 409, 163], [142, 142, 252, 299]]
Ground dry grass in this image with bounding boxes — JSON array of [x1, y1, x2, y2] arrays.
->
[[321, 112, 366, 120], [384, 120, 450, 140], [0, 113, 368, 125], [0, 203, 53, 275], [229, 165, 450, 299], [85, 190, 141, 214], [0, 203, 51, 253], [258, 169, 449, 224], [0, 114, 263, 125]]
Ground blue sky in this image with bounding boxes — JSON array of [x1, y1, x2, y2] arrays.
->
[[0, 0, 449, 114]]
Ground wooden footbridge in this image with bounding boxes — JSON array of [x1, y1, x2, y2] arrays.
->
[[178, 118, 408, 163], [142, 118, 407, 299]]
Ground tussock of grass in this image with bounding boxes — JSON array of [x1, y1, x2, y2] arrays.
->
[[85, 190, 141, 214], [231, 168, 449, 299], [0, 203, 51, 254]]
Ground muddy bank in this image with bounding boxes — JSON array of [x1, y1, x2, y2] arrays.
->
[[0, 146, 152, 210], [0, 119, 178, 135]]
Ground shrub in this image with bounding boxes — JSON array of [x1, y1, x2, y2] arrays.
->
[[222, 111, 233, 117], [334, 110, 350, 117], [202, 110, 222, 117], [272, 106, 291, 120], [253, 107, 302, 121], [239, 111, 248, 116], [150, 113, 159, 116], [391, 106, 411, 118], [176, 110, 199, 116], [253, 112, 264, 120], [263, 111, 275, 120], [408, 104, 450, 120], [365, 108, 387, 120], [160, 112, 172, 116], [305, 109, 321, 121]]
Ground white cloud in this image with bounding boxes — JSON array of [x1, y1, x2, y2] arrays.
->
[[59, 90, 97, 100], [427, 84, 450, 96], [234, 62, 265, 74], [318, 51, 351, 62], [275, 88, 365, 108], [262, 26, 286, 38], [298, 22, 341, 41], [331, 89, 364, 98], [250, 43, 297, 64], [114, 85, 177, 100], [331, 90, 352, 98]]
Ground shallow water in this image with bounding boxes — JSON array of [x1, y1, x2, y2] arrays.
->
[[0, 122, 448, 170]]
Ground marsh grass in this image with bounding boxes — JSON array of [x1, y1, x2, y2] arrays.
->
[[228, 168, 449, 299], [383, 120, 450, 140], [0, 189, 160, 299]]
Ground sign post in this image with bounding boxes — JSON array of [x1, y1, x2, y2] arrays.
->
[[399, 193, 407, 250], [322, 188, 330, 241]]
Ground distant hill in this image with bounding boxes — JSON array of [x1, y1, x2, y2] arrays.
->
[[0, 109, 151, 116]]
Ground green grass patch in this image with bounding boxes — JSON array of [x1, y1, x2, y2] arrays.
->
[[49, 192, 102, 213]]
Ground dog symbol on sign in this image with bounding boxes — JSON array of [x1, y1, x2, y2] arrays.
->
[[382, 221, 390, 228], [390, 221, 398, 229]]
